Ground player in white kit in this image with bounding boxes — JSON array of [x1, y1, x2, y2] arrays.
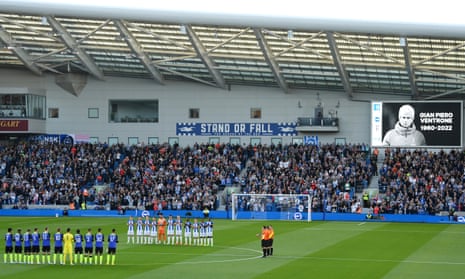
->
[[150, 217, 158, 244], [136, 217, 143, 244], [127, 216, 135, 244], [166, 215, 175, 245], [174, 216, 183, 245]]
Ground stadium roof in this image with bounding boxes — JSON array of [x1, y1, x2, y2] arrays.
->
[[1, 0, 465, 100]]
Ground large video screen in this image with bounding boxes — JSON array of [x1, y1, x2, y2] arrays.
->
[[371, 101, 462, 147]]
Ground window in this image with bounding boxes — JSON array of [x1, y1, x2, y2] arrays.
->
[[292, 137, 303, 145], [0, 93, 45, 119], [168, 137, 179, 146], [251, 108, 261, 119], [230, 137, 240, 145], [89, 137, 99, 144], [88, 108, 99, 118], [108, 137, 118, 146], [109, 99, 158, 123], [209, 137, 220, 144], [271, 138, 282, 146], [128, 137, 139, 146], [189, 108, 200, 119], [148, 137, 159, 145], [335, 137, 346, 145], [48, 108, 59, 118], [250, 138, 261, 146]]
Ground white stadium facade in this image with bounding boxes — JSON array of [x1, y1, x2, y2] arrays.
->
[[0, 0, 464, 147]]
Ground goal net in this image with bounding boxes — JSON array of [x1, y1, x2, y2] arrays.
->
[[231, 193, 311, 222]]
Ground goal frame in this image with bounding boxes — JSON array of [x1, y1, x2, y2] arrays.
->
[[231, 193, 312, 222]]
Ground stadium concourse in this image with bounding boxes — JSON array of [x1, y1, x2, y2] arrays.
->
[[0, 141, 464, 220]]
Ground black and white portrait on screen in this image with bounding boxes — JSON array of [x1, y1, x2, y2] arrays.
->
[[373, 101, 463, 148], [382, 104, 426, 146]]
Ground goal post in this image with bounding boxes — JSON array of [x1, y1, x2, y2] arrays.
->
[[231, 193, 312, 222]]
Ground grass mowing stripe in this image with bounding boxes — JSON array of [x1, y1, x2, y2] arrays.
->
[[382, 224, 465, 279], [255, 222, 451, 279], [254, 221, 386, 279]]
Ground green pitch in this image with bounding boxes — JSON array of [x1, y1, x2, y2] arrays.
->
[[0, 217, 464, 279]]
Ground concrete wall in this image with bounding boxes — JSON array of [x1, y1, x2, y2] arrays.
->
[[0, 68, 402, 146]]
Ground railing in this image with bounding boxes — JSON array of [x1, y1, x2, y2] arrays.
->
[[297, 117, 338, 127]]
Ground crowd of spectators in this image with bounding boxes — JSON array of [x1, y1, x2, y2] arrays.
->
[[0, 141, 377, 214], [375, 148, 465, 216], [0, 142, 244, 211], [4, 141, 463, 216]]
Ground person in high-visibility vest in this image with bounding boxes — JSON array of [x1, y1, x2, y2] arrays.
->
[[256, 226, 271, 258], [268, 225, 274, 256], [362, 192, 369, 208]]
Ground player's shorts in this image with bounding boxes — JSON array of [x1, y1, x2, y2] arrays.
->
[[64, 248, 73, 255], [107, 247, 116, 254], [136, 229, 143, 236], [32, 245, 40, 253], [54, 247, 63, 254], [127, 231, 134, 236], [42, 245, 50, 253], [75, 247, 83, 254], [24, 246, 32, 253], [95, 247, 103, 254], [14, 246, 22, 254], [5, 246, 13, 253], [85, 247, 93, 254]]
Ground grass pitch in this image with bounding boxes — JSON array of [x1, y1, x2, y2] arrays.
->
[[0, 216, 464, 279]]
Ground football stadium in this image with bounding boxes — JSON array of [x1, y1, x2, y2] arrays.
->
[[0, 1, 465, 278]]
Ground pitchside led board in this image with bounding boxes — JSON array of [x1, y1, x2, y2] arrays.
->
[[371, 101, 463, 148]]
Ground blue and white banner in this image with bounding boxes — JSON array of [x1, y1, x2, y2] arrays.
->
[[28, 134, 75, 144], [177, 122, 297, 136], [303, 135, 319, 146]]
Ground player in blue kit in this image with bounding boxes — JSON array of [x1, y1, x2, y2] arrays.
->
[[84, 228, 94, 264], [94, 228, 104, 265], [23, 229, 32, 264], [74, 229, 83, 264], [14, 229, 23, 263], [42, 227, 51, 264], [31, 228, 41, 264], [4, 228, 13, 263], [106, 228, 118, 265], [53, 228, 63, 264]]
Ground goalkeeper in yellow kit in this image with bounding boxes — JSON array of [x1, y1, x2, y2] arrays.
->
[[63, 228, 74, 265]]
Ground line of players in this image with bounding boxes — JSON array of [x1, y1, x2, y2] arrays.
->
[[128, 213, 214, 247], [4, 227, 119, 265]]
